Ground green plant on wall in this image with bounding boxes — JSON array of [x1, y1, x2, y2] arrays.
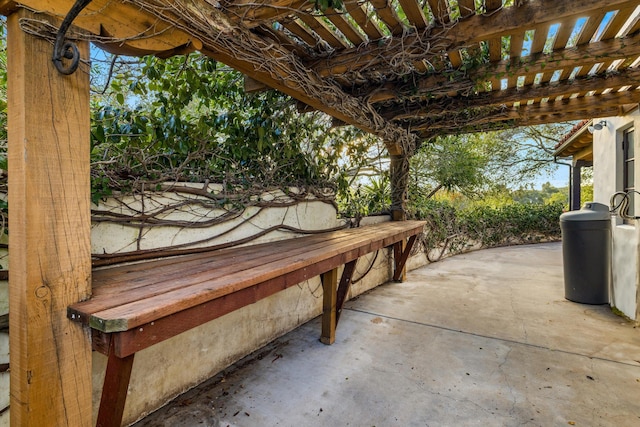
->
[[90, 53, 378, 203]]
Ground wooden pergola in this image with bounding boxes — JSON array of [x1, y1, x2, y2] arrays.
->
[[2, 0, 639, 425]]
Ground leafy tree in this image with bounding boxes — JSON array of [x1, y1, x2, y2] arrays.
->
[[90, 53, 378, 203], [410, 133, 488, 199], [485, 123, 575, 184]]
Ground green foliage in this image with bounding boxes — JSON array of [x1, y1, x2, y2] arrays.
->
[[90, 53, 371, 202], [412, 198, 563, 261], [461, 202, 563, 247], [511, 182, 566, 205], [312, 0, 343, 11], [339, 176, 391, 219]]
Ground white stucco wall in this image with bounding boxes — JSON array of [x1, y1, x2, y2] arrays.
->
[[0, 186, 428, 426], [86, 189, 427, 426], [591, 110, 640, 320], [91, 185, 343, 255]]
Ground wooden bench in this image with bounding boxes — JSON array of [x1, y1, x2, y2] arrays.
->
[[68, 220, 426, 427]]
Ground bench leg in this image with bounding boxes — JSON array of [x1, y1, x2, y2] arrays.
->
[[97, 338, 135, 427], [321, 267, 338, 345], [335, 260, 357, 325], [393, 235, 418, 282]]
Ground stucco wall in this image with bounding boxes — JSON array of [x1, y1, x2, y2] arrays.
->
[[86, 190, 426, 426], [592, 111, 640, 320], [0, 187, 428, 426]]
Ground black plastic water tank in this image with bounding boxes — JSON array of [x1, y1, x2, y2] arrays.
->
[[559, 202, 611, 304]]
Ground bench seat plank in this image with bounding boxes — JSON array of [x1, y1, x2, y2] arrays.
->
[[69, 221, 425, 333], [76, 224, 393, 317], [86, 230, 362, 303], [91, 227, 355, 286]]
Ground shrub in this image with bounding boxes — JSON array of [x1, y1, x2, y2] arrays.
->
[[411, 199, 563, 261]]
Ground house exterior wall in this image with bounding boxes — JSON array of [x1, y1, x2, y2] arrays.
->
[[592, 111, 640, 320]]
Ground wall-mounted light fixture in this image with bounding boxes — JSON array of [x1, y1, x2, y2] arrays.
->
[[587, 120, 607, 134]]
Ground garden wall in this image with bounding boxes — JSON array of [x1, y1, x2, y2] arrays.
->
[[0, 184, 426, 426], [90, 187, 427, 425]]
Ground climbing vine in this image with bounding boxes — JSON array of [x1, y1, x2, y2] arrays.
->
[[90, 53, 377, 205]]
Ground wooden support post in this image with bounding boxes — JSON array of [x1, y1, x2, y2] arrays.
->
[[96, 339, 135, 427], [7, 10, 92, 426], [393, 240, 407, 282], [570, 160, 584, 211], [390, 154, 410, 221], [335, 260, 357, 325], [320, 268, 339, 345], [393, 234, 418, 282]]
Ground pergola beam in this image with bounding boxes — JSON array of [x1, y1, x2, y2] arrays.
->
[[309, 0, 639, 77], [0, 0, 201, 55], [380, 67, 640, 121], [352, 31, 640, 104], [128, 0, 416, 156], [412, 89, 640, 137]]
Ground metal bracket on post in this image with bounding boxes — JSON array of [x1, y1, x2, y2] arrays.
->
[[52, 0, 93, 75]]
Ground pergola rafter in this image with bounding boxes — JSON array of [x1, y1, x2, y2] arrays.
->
[[411, 88, 640, 137], [378, 67, 640, 123], [308, 0, 640, 76]]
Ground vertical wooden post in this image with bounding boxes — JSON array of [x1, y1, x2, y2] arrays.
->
[[390, 154, 409, 221], [320, 268, 338, 345], [570, 160, 583, 211], [390, 154, 409, 280], [8, 10, 92, 426]]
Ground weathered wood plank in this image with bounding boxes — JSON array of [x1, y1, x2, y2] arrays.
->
[[91, 227, 354, 285], [398, 0, 428, 29], [96, 339, 135, 427], [427, 0, 450, 24], [89, 235, 410, 331], [0, 0, 198, 54], [7, 10, 92, 427], [282, 19, 318, 47], [600, 5, 639, 41], [414, 88, 640, 135], [325, 7, 367, 45], [297, 13, 349, 49], [371, 30, 640, 108], [110, 243, 391, 357], [381, 66, 640, 120], [370, 0, 404, 36], [311, 0, 638, 76], [457, 0, 476, 18], [321, 268, 338, 345], [79, 229, 372, 315], [71, 222, 425, 332], [343, 0, 384, 40]]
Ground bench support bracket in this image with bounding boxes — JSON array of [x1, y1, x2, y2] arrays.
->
[[97, 337, 135, 427], [393, 234, 418, 282], [336, 259, 357, 325], [321, 259, 358, 344]]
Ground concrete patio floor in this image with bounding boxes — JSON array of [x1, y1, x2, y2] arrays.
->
[[134, 242, 640, 427]]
